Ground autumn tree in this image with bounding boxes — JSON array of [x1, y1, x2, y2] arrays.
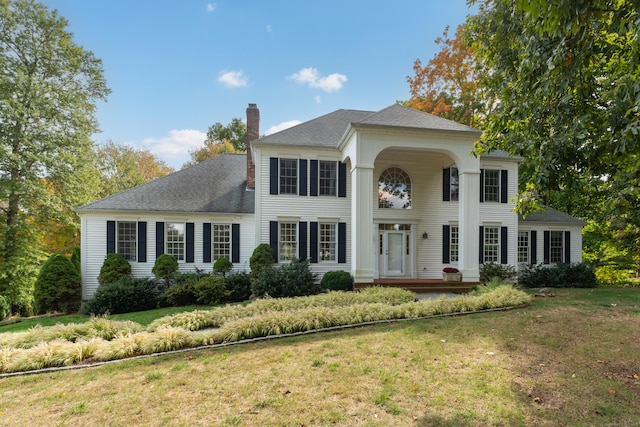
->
[[96, 141, 174, 198], [406, 25, 484, 127], [182, 118, 246, 168], [0, 0, 109, 314]]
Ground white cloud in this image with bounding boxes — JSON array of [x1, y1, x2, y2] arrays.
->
[[265, 120, 301, 136], [314, 96, 322, 103], [206, 3, 216, 12], [217, 70, 248, 88], [289, 67, 347, 93], [141, 129, 206, 167], [266, 24, 272, 32]]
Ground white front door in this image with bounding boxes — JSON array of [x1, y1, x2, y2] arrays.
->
[[381, 230, 405, 276]]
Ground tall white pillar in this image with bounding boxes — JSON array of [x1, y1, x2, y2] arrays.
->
[[351, 165, 375, 282], [458, 170, 480, 281]]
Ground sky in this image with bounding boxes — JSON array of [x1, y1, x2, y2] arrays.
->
[[40, 0, 477, 170]]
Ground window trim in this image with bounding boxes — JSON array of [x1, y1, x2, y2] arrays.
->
[[278, 222, 298, 262], [279, 158, 298, 195], [450, 167, 459, 202], [517, 230, 530, 264], [450, 224, 459, 263], [549, 230, 564, 264], [166, 222, 186, 262], [318, 222, 337, 262], [318, 160, 338, 197], [117, 221, 137, 261], [483, 169, 501, 203], [212, 224, 231, 261], [378, 166, 412, 209], [483, 226, 500, 263]]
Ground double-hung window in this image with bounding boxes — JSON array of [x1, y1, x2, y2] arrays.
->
[[117, 221, 137, 261], [279, 222, 297, 261], [279, 159, 298, 195], [449, 167, 459, 201], [319, 223, 337, 262], [450, 225, 459, 263], [319, 161, 337, 196], [550, 231, 564, 263], [166, 223, 185, 262], [484, 169, 500, 202], [483, 226, 499, 263], [517, 231, 530, 264], [213, 224, 230, 260]]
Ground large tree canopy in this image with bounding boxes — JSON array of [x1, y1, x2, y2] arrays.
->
[[0, 0, 109, 313], [183, 118, 246, 169]]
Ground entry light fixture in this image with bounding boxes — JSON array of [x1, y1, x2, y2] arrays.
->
[[422, 232, 428, 239]]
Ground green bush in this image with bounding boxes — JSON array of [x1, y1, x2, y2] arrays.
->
[[33, 254, 82, 314], [480, 262, 517, 283], [152, 254, 179, 282], [251, 258, 320, 298], [519, 263, 597, 288], [224, 271, 252, 302], [98, 253, 131, 285], [213, 258, 233, 276], [250, 243, 274, 278], [80, 277, 160, 315], [164, 275, 229, 306], [595, 265, 640, 287], [0, 295, 10, 320], [164, 280, 198, 306], [71, 247, 81, 273], [321, 270, 353, 291]]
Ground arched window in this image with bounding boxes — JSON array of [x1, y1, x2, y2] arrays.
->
[[378, 167, 412, 209]]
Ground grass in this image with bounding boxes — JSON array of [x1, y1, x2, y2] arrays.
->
[[0, 288, 637, 425]]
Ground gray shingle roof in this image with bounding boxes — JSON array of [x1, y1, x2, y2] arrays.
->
[[76, 154, 254, 214], [254, 103, 481, 149], [519, 206, 586, 226]]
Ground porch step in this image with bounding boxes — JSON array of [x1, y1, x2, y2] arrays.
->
[[354, 279, 477, 294]]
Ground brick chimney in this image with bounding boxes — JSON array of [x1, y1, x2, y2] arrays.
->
[[246, 103, 259, 189]]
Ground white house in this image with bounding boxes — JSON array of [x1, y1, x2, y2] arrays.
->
[[77, 103, 585, 299]]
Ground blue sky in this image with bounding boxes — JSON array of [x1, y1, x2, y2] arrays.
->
[[41, 1, 476, 169]]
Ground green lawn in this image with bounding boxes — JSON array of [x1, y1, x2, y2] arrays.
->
[[0, 287, 638, 426]]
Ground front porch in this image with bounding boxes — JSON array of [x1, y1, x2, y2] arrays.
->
[[354, 278, 478, 294]]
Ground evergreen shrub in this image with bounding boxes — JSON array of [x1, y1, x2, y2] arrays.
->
[[80, 277, 160, 315], [321, 270, 354, 291], [251, 258, 320, 298], [519, 263, 597, 288], [249, 243, 274, 278], [213, 258, 233, 276], [33, 254, 82, 314], [98, 253, 131, 285], [0, 295, 10, 320], [152, 254, 179, 281], [224, 271, 252, 302], [71, 247, 81, 273], [165, 275, 229, 306], [479, 262, 517, 283]]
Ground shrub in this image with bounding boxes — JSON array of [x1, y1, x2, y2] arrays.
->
[[0, 295, 10, 320], [518, 263, 597, 288], [98, 253, 131, 285], [213, 258, 233, 276], [225, 271, 252, 302], [175, 270, 209, 285], [70, 247, 81, 273], [321, 270, 353, 291], [479, 262, 517, 283], [595, 265, 640, 287], [250, 243, 274, 278], [80, 277, 160, 315], [33, 254, 82, 314], [164, 275, 229, 306], [152, 254, 179, 282], [164, 280, 198, 306], [251, 258, 320, 298]]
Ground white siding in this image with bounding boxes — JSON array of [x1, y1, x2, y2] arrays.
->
[[80, 213, 255, 299]]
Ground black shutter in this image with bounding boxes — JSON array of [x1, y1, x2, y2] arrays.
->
[[338, 162, 347, 198], [299, 159, 307, 196], [479, 169, 485, 203], [564, 231, 571, 263], [107, 221, 116, 254], [203, 223, 211, 263], [270, 157, 278, 195], [156, 222, 165, 258], [543, 231, 550, 264], [530, 230, 537, 265], [479, 226, 484, 263], [310, 160, 318, 197], [501, 170, 508, 203], [298, 222, 307, 260], [138, 222, 147, 262], [501, 226, 508, 264], [232, 224, 240, 263], [338, 222, 346, 263], [443, 168, 451, 202], [269, 221, 278, 262], [310, 222, 318, 263], [442, 224, 451, 263], [186, 222, 194, 263]]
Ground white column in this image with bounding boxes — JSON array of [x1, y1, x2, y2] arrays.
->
[[458, 170, 480, 282], [351, 165, 375, 282]]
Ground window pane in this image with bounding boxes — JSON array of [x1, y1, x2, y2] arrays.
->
[[484, 226, 499, 263], [450, 225, 459, 262], [484, 169, 500, 202], [117, 221, 137, 261], [279, 159, 298, 195], [378, 167, 412, 209], [319, 223, 336, 261], [450, 167, 459, 201], [319, 161, 337, 196], [279, 222, 297, 261], [550, 231, 563, 263], [167, 223, 185, 261], [517, 231, 529, 264], [213, 224, 230, 261]]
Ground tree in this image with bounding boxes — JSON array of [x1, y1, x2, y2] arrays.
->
[[405, 25, 484, 127], [183, 118, 246, 168], [0, 0, 109, 314], [33, 253, 81, 314], [96, 141, 174, 198]]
